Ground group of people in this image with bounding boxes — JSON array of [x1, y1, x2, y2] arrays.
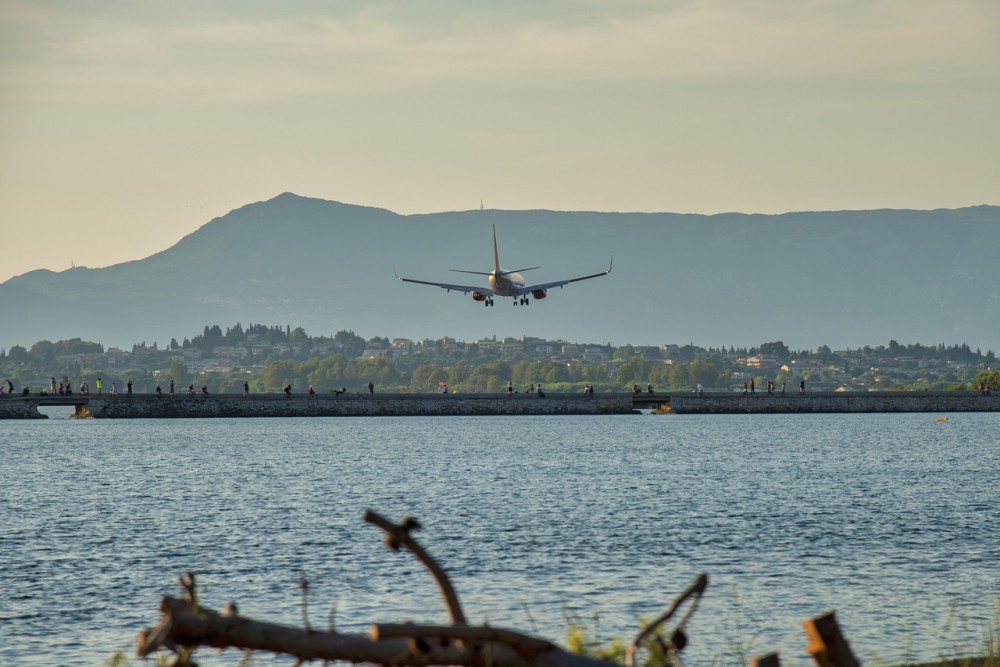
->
[[277, 384, 350, 397], [1, 376, 382, 398], [31, 376, 129, 397], [29, 376, 219, 399], [40, 376, 104, 396], [741, 379, 805, 396], [505, 381, 546, 397], [760, 379, 781, 396], [4, 375, 153, 398], [153, 381, 206, 397]]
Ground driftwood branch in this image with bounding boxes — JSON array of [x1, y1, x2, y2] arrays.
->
[[137, 596, 617, 667], [626, 573, 708, 667], [365, 509, 468, 625], [372, 622, 557, 657]]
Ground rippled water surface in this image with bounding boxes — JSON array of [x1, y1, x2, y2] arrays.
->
[[2, 412, 999, 666]]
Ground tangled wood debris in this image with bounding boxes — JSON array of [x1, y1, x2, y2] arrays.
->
[[136, 510, 860, 667]]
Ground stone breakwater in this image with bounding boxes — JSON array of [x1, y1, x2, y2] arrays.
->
[[658, 390, 997, 414], [1, 390, 995, 419], [0, 393, 636, 419], [0, 399, 45, 419]]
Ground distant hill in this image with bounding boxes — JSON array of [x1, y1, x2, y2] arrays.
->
[[3, 193, 998, 352]]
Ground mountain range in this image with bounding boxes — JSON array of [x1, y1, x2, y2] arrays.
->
[[3, 193, 998, 352]]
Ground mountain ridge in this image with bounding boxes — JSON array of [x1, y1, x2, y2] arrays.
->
[[3, 193, 998, 351]]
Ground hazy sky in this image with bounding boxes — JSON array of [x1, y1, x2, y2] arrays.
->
[[2, 0, 998, 283]]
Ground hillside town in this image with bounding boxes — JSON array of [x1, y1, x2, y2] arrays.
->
[[1, 323, 997, 396]]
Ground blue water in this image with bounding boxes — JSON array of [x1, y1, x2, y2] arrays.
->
[[2, 412, 999, 666]]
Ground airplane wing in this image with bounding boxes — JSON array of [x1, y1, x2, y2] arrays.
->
[[395, 271, 495, 295], [516, 257, 613, 295]]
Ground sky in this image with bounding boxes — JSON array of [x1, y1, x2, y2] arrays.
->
[[2, 0, 998, 284]]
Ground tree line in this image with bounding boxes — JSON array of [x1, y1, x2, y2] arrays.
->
[[2, 324, 998, 395]]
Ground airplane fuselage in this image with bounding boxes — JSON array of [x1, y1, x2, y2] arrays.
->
[[488, 270, 525, 297]]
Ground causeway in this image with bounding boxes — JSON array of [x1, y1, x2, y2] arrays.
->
[[1, 390, 995, 419]]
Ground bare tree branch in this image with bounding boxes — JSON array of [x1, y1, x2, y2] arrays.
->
[[364, 509, 468, 625], [626, 573, 708, 667]]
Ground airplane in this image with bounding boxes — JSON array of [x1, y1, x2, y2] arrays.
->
[[395, 224, 612, 307]]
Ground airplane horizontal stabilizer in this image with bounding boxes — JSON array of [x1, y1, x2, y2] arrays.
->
[[449, 269, 493, 276], [498, 266, 540, 276]]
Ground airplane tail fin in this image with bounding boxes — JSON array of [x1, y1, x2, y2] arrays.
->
[[449, 225, 540, 276], [493, 224, 501, 274]]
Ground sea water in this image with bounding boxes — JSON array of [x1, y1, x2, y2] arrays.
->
[[2, 412, 999, 666]]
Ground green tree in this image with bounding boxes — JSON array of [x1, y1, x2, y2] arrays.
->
[[29, 340, 56, 366], [196, 325, 225, 352], [446, 364, 472, 388], [308, 354, 350, 390], [214, 371, 250, 394], [672, 345, 704, 362], [355, 357, 402, 387], [648, 364, 672, 389], [543, 364, 571, 385], [516, 361, 555, 388], [166, 360, 192, 388], [759, 341, 790, 358], [973, 369, 1000, 390], [615, 357, 655, 387], [668, 363, 691, 389], [511, 360, 537, 386], [333, 330, 366, 357], [465, 360, 513, 392], [410, 365, 444, 391], [613, 344, 634, 360], [689, 358, 719, 387], [260, 359, 296, 391]]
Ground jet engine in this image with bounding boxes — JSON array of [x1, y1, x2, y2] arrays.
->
[[472, 292, 489, 302], [531, 289, 548, 300]]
